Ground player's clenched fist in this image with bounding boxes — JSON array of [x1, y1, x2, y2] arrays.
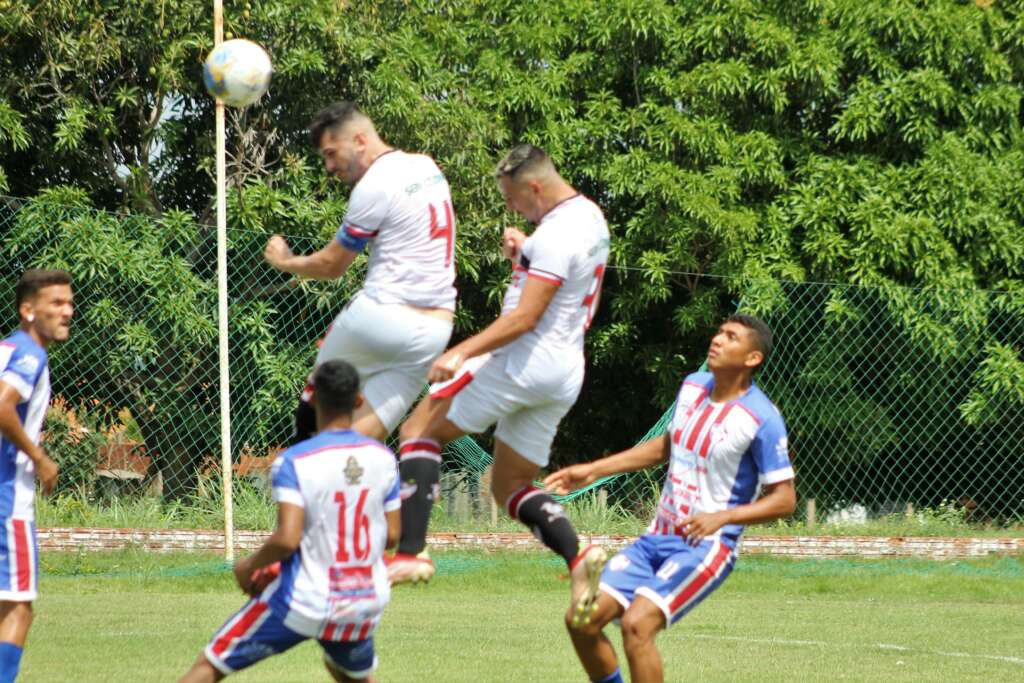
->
[[501, 227, 526, 261], [264, 235, 294, 268], [428, 350, 464, 384], [543, 463, 597, 496], [35, 453, 58, 495]]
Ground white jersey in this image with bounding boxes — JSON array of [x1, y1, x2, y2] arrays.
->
[[335, 150, 457, 311], [499, 194, 609, 392], [267, 429, 400, 639], [650, 372, 794, 544], [0, 331, 50, 520]]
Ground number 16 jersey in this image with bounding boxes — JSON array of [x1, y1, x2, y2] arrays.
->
[[335, 150, 457, 311], [268, 429, 400, 639]]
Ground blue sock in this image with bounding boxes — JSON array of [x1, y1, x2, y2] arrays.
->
[[0, 642, 23, 683], [593, 668, 623, 683]]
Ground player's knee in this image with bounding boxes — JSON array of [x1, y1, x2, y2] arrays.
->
[[398, 416, 420, 443], [620, 610, 658, 645], [12, 602, 32, 628]]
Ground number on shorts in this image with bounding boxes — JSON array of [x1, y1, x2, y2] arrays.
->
[[335, 488, 371, 562], [581, 264, 606, 329], [429, 200, 455, 268]]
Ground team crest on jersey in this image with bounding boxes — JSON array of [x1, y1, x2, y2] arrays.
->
[[344, 456, 364, 485]]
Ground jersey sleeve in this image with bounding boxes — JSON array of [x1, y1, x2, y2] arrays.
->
[[334, 180, 389, 253], [382, 458, 401, 513], [271, 454, 304, 507], [524, 227, 572, 285], [750, 412, 794, 485], [0, 342, 43, 401]]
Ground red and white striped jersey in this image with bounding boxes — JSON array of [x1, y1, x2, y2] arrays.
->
[[335, 150, 457, 311], [265, 429, 400, 640], [650, 372, 794, 543], [498, 194, 609, 393]]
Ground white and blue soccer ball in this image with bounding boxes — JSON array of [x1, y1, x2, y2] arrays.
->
[[203, 39, 272, 108]]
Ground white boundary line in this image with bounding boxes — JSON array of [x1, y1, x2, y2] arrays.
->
[[685, 634, 1024, 666]]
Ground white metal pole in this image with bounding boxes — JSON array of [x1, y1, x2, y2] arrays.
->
[[214, 0, 235, 563]]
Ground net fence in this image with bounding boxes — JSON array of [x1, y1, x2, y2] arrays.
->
[[2, 195, 1022, 532]]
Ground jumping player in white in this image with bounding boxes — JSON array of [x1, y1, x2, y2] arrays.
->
[[179, 360, 401, 683], [265, 101, 456, 443], [544, 315, 796, 683], [0, 269, 73, 683], [388, 144, 611, 613]]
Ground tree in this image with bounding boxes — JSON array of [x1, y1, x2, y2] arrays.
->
[[0, 0, 1022, 511]]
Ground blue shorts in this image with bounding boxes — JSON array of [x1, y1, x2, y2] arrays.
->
[[204, 599, 376, 678], [599, 535, 737, 626]]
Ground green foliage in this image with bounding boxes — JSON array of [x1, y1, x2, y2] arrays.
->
[[0, 0, 1022, 500]]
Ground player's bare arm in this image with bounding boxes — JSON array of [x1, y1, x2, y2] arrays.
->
[[0, 381, 58, 495], [680, 479, 796, 546], [233, 502, 304, 593], [264, 235, 359, 280], [544, 434, 670, 495], [428, 276, 559, 383]]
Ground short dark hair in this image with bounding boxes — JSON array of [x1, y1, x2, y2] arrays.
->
[[16, 269, 71, 311], [311, 360, 360, 417], [495, 143, 554, 180], [309, 101, 366, 147], [726, 313, 773, 371]]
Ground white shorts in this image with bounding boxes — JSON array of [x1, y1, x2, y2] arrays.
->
[[430, 353, 581, 467], [314, 293, 453, 433]]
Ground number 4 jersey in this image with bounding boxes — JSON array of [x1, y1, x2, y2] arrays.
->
[[335, 150, 457, 311], [267, 429, 400, 640]]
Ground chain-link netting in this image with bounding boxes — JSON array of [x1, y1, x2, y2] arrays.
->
[[750, 280, 1024, 523], [3, 195, 1023, 531]]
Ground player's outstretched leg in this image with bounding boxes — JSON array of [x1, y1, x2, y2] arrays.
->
[[566, 593, 625, 683], [387, 396, 464, 585], [491, 438, 606, 622]]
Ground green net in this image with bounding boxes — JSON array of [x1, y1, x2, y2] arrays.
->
[[2, 194, 1022, 531]]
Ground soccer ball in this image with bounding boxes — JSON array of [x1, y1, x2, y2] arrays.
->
[[203, 39, 272, 108]]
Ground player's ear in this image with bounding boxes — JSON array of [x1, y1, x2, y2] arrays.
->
[[19, 300, 34, 324], [745, 349, 763, 371], [353, 393, 364, 410]]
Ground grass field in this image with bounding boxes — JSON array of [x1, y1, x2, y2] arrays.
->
[[22, 548, 1024, 682]]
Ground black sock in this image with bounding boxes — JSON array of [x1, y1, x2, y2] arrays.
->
[[397, 439, 442, 555], [508, 487, 579, 567], [291, 396, 316, 445]]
